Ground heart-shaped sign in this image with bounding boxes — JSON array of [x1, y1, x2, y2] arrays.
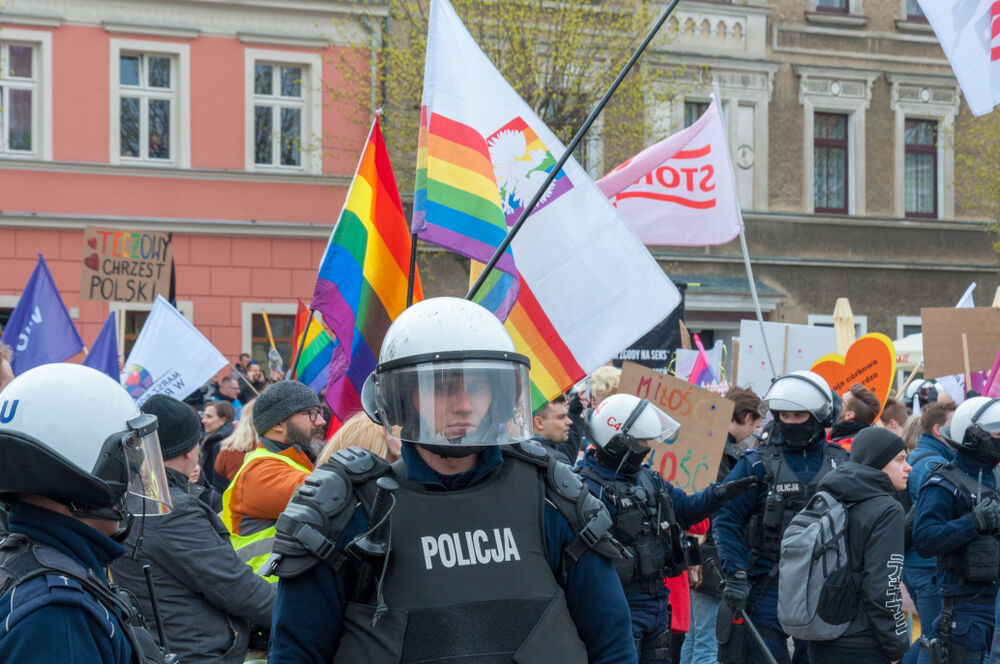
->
[[87, 236, 97, 249], [84, 252, 99, 271], [811, 333, 896, 416]]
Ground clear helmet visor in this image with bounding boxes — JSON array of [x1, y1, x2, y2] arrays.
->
[[759, 377, 830, 423], [629, 404, 681, 452], [95, 413, 172, 514], [974, 401, 1000, 434], [374, 358, 532, 446]]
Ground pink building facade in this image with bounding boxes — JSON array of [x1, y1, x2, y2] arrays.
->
[[0, 0, 380, 367]]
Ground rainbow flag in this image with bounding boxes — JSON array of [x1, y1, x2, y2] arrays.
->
[[415, 0, 680, 410], [291, 299, 335, 394], [311, 117, 422, 421]]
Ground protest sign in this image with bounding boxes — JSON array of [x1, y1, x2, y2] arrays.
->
[[80, 226, 172, 303], [921, 307, 1000, 378], [736, 320, 836, 397], [619, 361, 734, 494], [811, 333, 896, 415]]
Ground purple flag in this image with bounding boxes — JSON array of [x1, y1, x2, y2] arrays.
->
[[0, 254, 83, 375], [82, 313, 120, 381]]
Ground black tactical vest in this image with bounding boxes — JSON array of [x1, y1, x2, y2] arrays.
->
[[332, 454, 589, 664], [0, 533, 170, 664], [578, 466, 687, 593], [745, 443, 846, 561], [927, 463, 1000, 585]]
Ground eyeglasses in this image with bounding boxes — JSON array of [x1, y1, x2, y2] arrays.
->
[[300, 406, 324, 423]]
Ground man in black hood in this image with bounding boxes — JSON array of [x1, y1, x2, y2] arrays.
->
[[808, 428, 912, 664]]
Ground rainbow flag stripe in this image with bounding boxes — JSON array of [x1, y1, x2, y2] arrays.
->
[[312, 118, 421, 421], [292, 299, 335, 394], [413, 107, 519, 319]]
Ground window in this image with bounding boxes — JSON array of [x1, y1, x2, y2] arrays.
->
[[109, 301, 193, 357], [905, 0, 927, 21], [245, 49, 321, 173], [251, 313, 295, 368], [0, 44, 37, 156], [110, 40, 189, 167], [813, 113, 848, 214], [816, 0, 848, 13], [904, 119, 937, 218], [896, 316, 921, 339], [807, 314, 868, 337], [122, 309, 149, 356], [684, 100, 710, 128], [118, 53, 175, 162]]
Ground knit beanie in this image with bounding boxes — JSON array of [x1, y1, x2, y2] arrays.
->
[[850, 427, 905, 470], [253, 380, 319, 436], [140, 394, 202, 460]]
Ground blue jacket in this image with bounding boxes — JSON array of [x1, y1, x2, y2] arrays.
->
[[578, 450, 721, 638], [270, 443, 637, 664], [0, 502, 133, 664], [913, 451, 997, 597], [713, 440, 834, 577], [905, 434, 957, 570]]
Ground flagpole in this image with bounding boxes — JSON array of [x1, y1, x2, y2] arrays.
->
[[231, 364, 261, 396], [288, 309, 315, 382], [466, 0, 682, 301], [738, 228, 778, 382], [406, 233, 418, 307]]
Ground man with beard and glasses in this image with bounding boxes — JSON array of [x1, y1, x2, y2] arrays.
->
[[221, 381, 327, 581]]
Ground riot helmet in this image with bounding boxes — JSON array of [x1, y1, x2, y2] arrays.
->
[[942, 396, 1000, 464], [0, 363, 172, 522], [758, 370, 838, 450], [588, 393, 680, 475], [903, 379, 939, 408], [362, 297, 532, 456]]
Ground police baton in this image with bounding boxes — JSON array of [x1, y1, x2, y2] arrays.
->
[[704, 557, 780, 664]]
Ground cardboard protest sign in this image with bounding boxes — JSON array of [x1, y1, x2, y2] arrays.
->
[[619, 361, 734, 494], [80, 226, 172, 303], [811, 333, 896, 416], [921, 307, 1000, 378], [736, 320, 836, 398]]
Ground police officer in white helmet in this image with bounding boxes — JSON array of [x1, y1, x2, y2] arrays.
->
[[0, 363, 174, 663], [266, 297, 637, 663]]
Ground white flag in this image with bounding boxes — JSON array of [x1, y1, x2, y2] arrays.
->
[[597, 96, 742, 246], [122, 295, 228, 406], [917, 0, 1000, 116]]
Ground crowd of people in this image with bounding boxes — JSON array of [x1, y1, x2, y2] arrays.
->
[[0, 297, 999, 664]]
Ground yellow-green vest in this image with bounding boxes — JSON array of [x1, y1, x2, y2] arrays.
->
[[221, 446, 310, 583]]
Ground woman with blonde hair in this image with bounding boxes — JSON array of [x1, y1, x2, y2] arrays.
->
[[317, 411, 402, 465], [214, 398, 259, 483], [589, 365, 622, 408]]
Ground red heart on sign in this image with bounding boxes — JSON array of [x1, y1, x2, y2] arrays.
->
[[811, 333, 896, 417], [87, 236, 97, 249], [84, 252, 99, 271]]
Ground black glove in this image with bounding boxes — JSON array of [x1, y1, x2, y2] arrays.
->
[[972, 497, 1000, 533], [723, 571, 750, 613], [713, 476, 757, 502]]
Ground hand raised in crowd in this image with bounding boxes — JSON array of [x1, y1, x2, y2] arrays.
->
[[713, 475, 757, 502]]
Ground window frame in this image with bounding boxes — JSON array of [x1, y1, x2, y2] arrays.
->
[[903, 117, 937, 219], [240, 301, 298, 366], [903, 0, 928, 22], [108, 300, 194, 356], [0, 29, 52, 161], [813, 112, 850, 215], [683, 99, 711, 128], [244, 48, 322, 174], [109, 39, 190, 168], [814, 0, 849, 14], [806, 314, 868, 337]]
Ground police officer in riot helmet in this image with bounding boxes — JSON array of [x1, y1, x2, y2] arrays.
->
[[266, 297, 637, 663], [577, 394, 756, 663], [712, 370, 847, 664], [912, 397, 1000, 664], [0, 363, 175, 663]]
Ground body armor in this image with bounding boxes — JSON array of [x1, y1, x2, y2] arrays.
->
[[745, 443, 846, 561], [927, 463, 1000, 585]]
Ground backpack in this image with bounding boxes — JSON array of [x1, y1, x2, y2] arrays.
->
[[776, 490, 859, 641]]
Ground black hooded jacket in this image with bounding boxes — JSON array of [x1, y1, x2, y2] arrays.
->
[[814, 462, 908, 660]]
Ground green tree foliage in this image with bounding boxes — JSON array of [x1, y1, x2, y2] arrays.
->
[[955, 110, 1000, 254]]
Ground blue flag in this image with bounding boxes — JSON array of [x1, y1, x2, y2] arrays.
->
[[0, 254, 84, 375], [82, 313, 119, 380]]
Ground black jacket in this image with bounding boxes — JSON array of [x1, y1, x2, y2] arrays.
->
[[815, 462, 908, 661], [201, 421, 235, 494], [110, 467, 275, 664], [531, 433, 576, 466]]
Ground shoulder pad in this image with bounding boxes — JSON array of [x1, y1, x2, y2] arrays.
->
[[542, 458, 624, 566], [4, 573, 118, 639], [330, 446, 390, 479], [547, 458, 585, 501], [270, 464, 357, 579], [502, 440, 550, 468]]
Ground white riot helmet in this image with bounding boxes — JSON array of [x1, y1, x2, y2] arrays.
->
[[362, 297, 532, 453], [588, 393, 680, 474], [0, 363, 172, 521], [759, 370, 839, 449], [942, 396, 1000, 463]]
